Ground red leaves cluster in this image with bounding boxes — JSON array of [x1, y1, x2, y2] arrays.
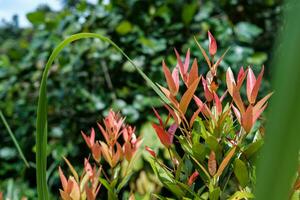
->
[[81, 110, 142, 167], [151, 31, 271, 149]]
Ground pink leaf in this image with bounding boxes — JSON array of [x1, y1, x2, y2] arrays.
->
[[213, 92, 222, 116], [97, 123, 109, 144], [226, 67, 236, 96], [174, 48, 186, 82], [202, 77, 213, 102], [232, 105, 241, 124], [250, 66, 265, 104], [237, 67, 245, 84], [172, 67, 180, 92], [59, 167, 68, 191], [184, 48, 190, 75], [247, 68, 256, 103]]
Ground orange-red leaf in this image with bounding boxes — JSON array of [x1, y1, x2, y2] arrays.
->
[[242, 105, 254, 133], [216, 147, 236, 177], [253, 92, 273, 114], [194, 36, 211, 69], [162, 60, 178, 95], [187, 58, 199, 87], [250, 66, 264, 104], [179, 77, 200, 114]]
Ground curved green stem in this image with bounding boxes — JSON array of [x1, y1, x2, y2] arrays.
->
[[35, 33, 169, 199]]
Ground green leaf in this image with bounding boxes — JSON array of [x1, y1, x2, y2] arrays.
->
[[152, 194, 176, 200], [99, 177, 118, 200], [0, 111, 29, 167], [205, 136, 220, 153], [175, 180, 203, 200], [192, 143, 206, 162], [243, 139, 263, 159], [116, 21, 133, 35], [181, 3, 198, 25], [149, 159, 185, 198], [233, 159, 249, 187], [247, 52, 268, 65], [178, 135, 193, 155], [26, 11, 45, 25], [116, 172, 132, 192], [229, 191, 254, 200], [235, 22, 262, 43], [209, 187, 221, 200], [290, 190, 300, 200]]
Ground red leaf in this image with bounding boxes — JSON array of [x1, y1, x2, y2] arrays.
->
[[152, 123, 172, 147], [193, 95, 212, 118], [164, 104, 181, 125], [162, 60, 178, 95], [208, 31, 217, 56], [152, 108, 164, 127], [81, 128, 95, 149], [188, 171, 199, 186], [145, 146, 156, 157], [208, 150, 217, 176]]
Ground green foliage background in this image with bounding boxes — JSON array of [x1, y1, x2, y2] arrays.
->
[[0, 0, 281, 198]]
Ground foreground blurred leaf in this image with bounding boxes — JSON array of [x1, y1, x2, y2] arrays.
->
[[233, 159, 249, 187], [256, 1, 300, 199]]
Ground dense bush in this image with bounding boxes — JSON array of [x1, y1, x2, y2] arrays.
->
[[0, 0, 282, 198]]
